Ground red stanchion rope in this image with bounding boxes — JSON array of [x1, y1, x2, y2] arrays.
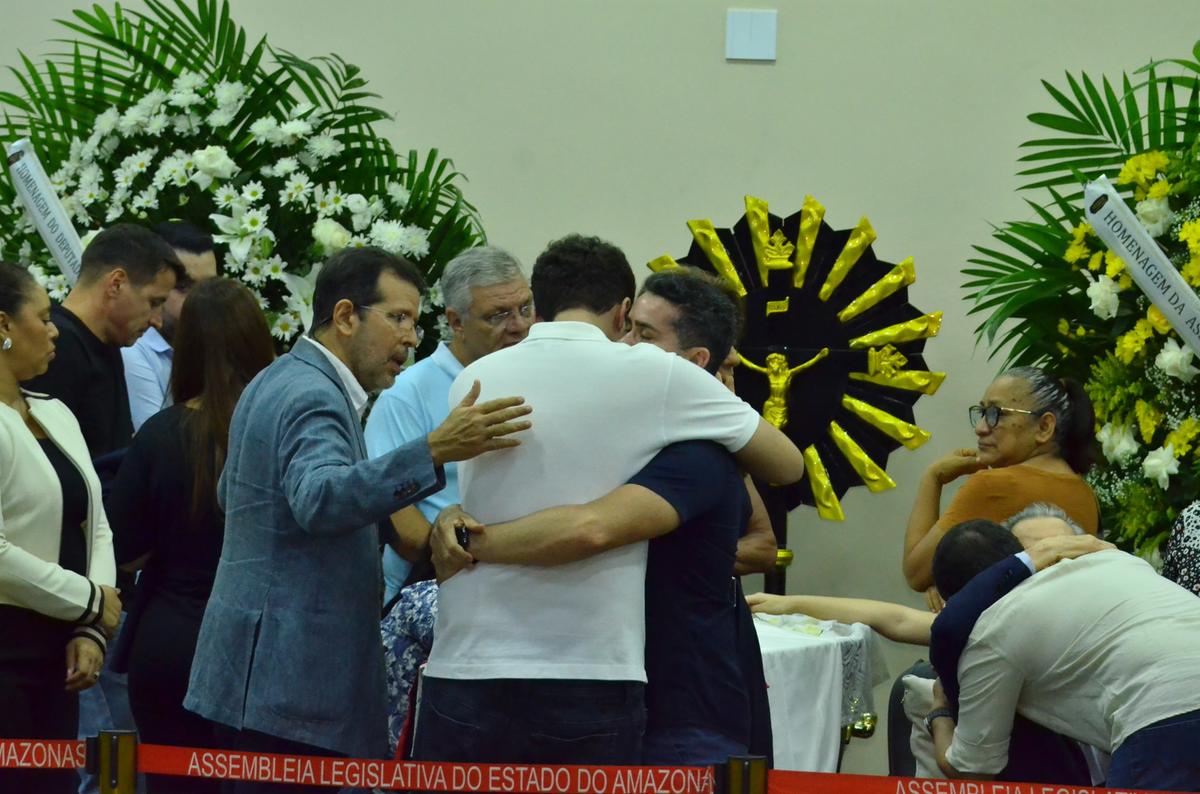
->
[[137, 743, 716, 793], [0, 740, 87, 769], [4, 740, 1193, 794]]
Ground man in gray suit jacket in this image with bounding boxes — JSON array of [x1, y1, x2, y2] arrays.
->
[[185, 247, 531, 789]]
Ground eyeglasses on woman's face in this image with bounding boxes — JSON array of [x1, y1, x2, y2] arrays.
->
[[968, 403, 1038, 429]]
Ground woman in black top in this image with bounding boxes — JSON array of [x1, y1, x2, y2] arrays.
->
[[0, 263, 122, 794], [107, 279, 274, 794]]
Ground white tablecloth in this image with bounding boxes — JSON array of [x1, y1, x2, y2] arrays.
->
[[753, 613, 889, 772]]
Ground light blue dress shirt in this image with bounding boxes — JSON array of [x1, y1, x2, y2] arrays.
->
[[364, 341, 464, 600], [122, 326, 173, 432]]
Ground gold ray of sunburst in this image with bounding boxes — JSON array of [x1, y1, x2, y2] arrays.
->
[[819, 217, 876, 302], [828, 421, 897, 492], [841, 395, 931, 449], [838, 257, 916, 323], [802, 445, 845, 521], [686, 219, 747, 297]]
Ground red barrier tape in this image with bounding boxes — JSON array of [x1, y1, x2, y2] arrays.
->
[[138, 743, 716, 793], [0, 740, 87, 769], [768, 769, 1193, 794]]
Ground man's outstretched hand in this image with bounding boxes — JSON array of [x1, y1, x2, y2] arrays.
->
[[428, 380, 532, 466]]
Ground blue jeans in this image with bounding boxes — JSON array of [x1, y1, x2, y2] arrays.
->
[[77, 615, 140, 794], [643, 726, 746, 766], [411, 677, 645, 764], [1108, 708, 1200, 791]]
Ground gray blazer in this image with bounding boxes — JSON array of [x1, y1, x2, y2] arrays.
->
[[184, 338, 443, 757]]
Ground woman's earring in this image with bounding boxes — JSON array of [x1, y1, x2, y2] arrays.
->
[[1, 338, 11, 351]]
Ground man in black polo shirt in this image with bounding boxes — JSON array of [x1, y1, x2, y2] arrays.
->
[[26, 223, 182, 456]]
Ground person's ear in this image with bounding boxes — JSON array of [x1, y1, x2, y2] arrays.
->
[[1035, 411, 1057, 445], [683, 346, 711, 371], [105, 268, 128, 299], [614, 297, 632, 336], [330, 298, 358, 337], [445, 307, 464, 335]]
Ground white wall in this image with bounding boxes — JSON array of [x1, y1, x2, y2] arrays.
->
[[4, 0, 1199, 773]]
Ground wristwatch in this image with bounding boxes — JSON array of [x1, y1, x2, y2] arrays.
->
[[454, 521, 471, 552], [924, 707, 954, 733]]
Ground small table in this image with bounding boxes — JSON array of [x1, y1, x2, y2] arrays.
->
[[753, 614, 888, 772]]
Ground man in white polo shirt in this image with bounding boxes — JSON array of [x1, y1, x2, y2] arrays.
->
[[927, 519, 1200, 791], [412, 234, 805, 765]]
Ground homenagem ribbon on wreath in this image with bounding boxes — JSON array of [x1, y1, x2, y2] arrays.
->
[[768, 770, 1193, 794], [1085, 175, 1200, 355], [4, 139, 82, 284]]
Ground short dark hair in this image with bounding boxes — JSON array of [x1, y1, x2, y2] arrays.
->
[[152, 221, 214, 256], [310, 246, 426, 334], [641, 269, 739, 374], [79, 223, 184, 287], [531, 234, 635, 320], [0, 262, 38, 317], [932, 519, 1025, 600]]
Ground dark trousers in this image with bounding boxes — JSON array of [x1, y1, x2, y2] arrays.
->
[[411, 677, 646, 764], [128, 601, 221, 794], [0, 660, 80, 794], [1109, 708, 1200, 791], [218, 728, 342, 794]]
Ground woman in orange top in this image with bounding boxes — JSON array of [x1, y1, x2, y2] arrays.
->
[[903, 366, 1099, 607]]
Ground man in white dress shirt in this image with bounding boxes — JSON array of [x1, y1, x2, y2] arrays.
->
[[928, 518, 1200, 791]]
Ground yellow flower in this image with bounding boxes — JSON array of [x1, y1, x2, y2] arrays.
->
[[1104, 251, 1125, 278], [1118, 151, 1170, 198], [1147, 179, 1171, 199], [1057, 318, 1071, 335], [1115, 319, 1155, 364], [1135, 399, 1162, 444], [1147, 305, 1172, 334], [1087, 251, 1105, 272], [1180, 219, 1200, 257], [1182, 256, 1200, 287], [1063, 223, 1093, 264], [1165, 417, 1200, 458], [1119, 272, 1133, 290]]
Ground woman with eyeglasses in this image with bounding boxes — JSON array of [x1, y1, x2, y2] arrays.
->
[[901, 366, 1099, 605]]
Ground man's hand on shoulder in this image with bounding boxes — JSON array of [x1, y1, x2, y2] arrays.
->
[[1026, 534, 1115, 572], [428, 380, 532, 466]]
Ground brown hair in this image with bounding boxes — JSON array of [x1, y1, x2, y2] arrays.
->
[[169, 278, 275, 519]]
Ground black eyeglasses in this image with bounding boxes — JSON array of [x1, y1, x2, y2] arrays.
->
[[968, 404, 1038, 429]]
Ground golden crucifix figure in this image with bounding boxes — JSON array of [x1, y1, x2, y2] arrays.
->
[[738, 347, 831, 429]]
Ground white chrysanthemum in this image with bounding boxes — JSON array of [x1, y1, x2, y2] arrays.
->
[[312, 218, 352, 254], [135, 89, 169, 115], [93, 107, 120, 136], [386, 181, 410, 207], [1155, 337, 1200, 383], [240, 208, 269, 235], [145, 114, 169, 137], [312, 185, 344, 217], [272, 157, 299, 176], [173, 113, 202, 136], [193, 145, 237, 178], [1142, 445, 1180, 490], [168, 90, 203, 110], [120, 148, 158, 175], [396, 224, 430, 259], [1085, 273, 1120, 320], [206, 107, 237, 129], [278, 118, 312, 144], [213, 80, 246, 107], [249, 117, 279, 144], [172, 70, 206, 93], [264, 255, 286, 280], [26, 264, 49, 288], [271, 312, 301, 341], [289, 101, 315, 119], [105, 202, 125, 223], [17, 241, 32, 264], [368, 220, 406, 254], [241, 181, 266, 204], [242, 259, 268, 286], [1136, 194, 1174, 238], [75, 184, 105, 207], [215, 186, 241, 210], [279, 174, 312, 206], [118, 106, 150, 136], [47, 274, 69, 302], [346, 235, 369, 248], [1097, 423, 1139, 464], [305, 134, 343, 161], [131, 188, 159, 212]]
